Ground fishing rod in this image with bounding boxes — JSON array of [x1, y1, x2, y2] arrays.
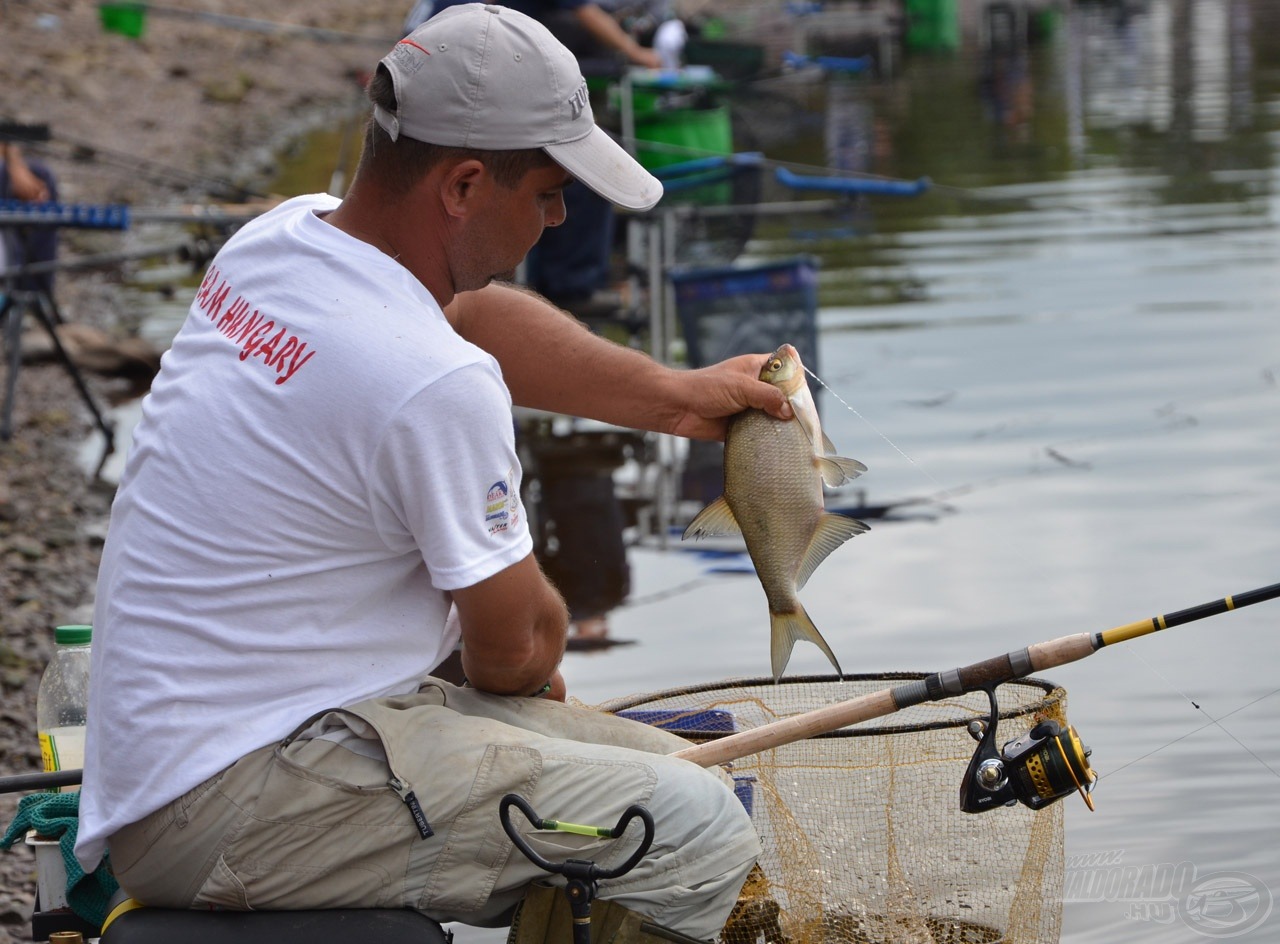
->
[[672, 582, 1280, 814], [18, 133, 270, 202]]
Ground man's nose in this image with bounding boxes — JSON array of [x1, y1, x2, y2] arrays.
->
[[544, 192, 567, 228]]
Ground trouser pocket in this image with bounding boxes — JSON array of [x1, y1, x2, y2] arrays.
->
[[337, 694, 545, 915], [419, 741, 543, 914], [190, 708, 419, 910]]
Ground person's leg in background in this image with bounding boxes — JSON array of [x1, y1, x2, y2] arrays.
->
[[540, 469, 630, 641]]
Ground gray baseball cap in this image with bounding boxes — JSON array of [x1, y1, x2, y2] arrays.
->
[[374, 3, 663, 211]]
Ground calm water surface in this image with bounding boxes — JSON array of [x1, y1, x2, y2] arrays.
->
[[92, 3, 1279, 940]]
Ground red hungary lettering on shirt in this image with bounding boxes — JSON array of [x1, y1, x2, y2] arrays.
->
[[193, 265, 316, 385]]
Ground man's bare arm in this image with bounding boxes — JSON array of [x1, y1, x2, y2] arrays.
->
[[2, 145, 50, 202], [453, 552, 567, 697], [445, 282, 791, 441], [574, 4, 662, 68]]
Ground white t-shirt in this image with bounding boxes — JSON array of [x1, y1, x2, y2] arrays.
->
[[76, 194, 533, 870]]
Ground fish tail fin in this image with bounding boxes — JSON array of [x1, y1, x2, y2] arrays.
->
[[770, 605, 843, 681]]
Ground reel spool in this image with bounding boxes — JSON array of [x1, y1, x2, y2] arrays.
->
[[960, 686, 1096, 814]]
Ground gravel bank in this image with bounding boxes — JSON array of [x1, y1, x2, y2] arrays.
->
[[1, 2, 406, 937]]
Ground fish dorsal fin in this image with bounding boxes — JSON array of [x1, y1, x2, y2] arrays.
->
[[681, 496, 742, 539], [816, 455, 868, 489], [795, 513, 869, 590]]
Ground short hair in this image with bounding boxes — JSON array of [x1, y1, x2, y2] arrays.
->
[[358, 65, 556, 194]]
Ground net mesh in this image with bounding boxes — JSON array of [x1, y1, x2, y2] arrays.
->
[[600, 675, 1067, 944]]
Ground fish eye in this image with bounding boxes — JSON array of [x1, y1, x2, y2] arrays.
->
[[769, 359, 781, 370]]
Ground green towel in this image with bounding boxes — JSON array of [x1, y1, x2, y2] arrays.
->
[[0, 790, 119, 926]]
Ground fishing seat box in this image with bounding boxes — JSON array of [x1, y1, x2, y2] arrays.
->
[[99, 905, 451, 944]]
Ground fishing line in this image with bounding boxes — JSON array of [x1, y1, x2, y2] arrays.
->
[[1119, 645, 1280, 781], [26, 132, 270, 201], [807, 349, 1277, 511], [802, 364, 948, 493], [620, 574, 720, 609], [1096, 685, 1280, 783], [690, 277, 951, 497]]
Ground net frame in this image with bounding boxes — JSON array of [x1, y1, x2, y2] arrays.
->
[[602, 674, 1068, 944]]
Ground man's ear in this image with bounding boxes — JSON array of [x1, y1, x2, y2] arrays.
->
[[439, 158, 488, 220]]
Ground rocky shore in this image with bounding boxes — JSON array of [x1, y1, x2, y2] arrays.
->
[[1, 2, 406, 937]]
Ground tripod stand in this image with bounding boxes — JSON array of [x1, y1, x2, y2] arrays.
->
[[1, 249, 116, 476], [2, 126, 118, 474]]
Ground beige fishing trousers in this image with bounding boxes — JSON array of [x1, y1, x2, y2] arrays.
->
[[108, 680, 761, 939]]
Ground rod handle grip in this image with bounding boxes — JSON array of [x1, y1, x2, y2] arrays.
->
[[1028, 633, 1096, 672]]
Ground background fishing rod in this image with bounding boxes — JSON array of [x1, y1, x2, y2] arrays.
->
[[0, 239, 223, 280], [2, 121, 270, 203], [619, 130, 1264, 245]]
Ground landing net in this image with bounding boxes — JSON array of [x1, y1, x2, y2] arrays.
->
[[601, 675, 1066, 944]]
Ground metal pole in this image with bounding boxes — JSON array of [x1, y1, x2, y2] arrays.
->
[[0, 768, 81, 795]]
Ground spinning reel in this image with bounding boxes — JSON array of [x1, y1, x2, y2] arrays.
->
[[960, 686, 1096, 814]]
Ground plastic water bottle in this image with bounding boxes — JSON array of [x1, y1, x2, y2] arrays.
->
[[36, 624, 92, 791]]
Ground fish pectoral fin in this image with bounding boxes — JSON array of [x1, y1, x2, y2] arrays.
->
[[789, 392, 827, 449], [816, 455, 869, 488], [681, 496, 742, 540], [795, 513, 869, 590], [770, 606, 842, 681]]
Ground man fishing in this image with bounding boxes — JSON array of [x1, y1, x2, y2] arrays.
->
[[75, 5, 787, 943]]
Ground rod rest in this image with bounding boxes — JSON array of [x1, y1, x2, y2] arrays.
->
[[0, 199, 131, 230]]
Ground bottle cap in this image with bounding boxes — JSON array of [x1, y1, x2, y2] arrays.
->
[[54, 625, 92, 646]]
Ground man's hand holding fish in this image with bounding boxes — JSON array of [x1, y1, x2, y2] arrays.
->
[[683, 344, 870, 680], [664, 354, 798, 441]]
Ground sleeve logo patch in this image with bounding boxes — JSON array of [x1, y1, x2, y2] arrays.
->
[[485, 470, 522, 536]]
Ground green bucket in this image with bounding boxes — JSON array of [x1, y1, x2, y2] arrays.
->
[[99, 1, 147, 38], [905, 0, 959, 51], [635, 105, 733, 205], [634, 105, 731, 172]]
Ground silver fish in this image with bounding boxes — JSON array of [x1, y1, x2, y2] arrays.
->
[[683, 344, 868, 679]]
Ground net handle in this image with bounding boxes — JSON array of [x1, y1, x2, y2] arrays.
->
[[672, 687, 902, 767], [670, 636, 1096, 768]]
